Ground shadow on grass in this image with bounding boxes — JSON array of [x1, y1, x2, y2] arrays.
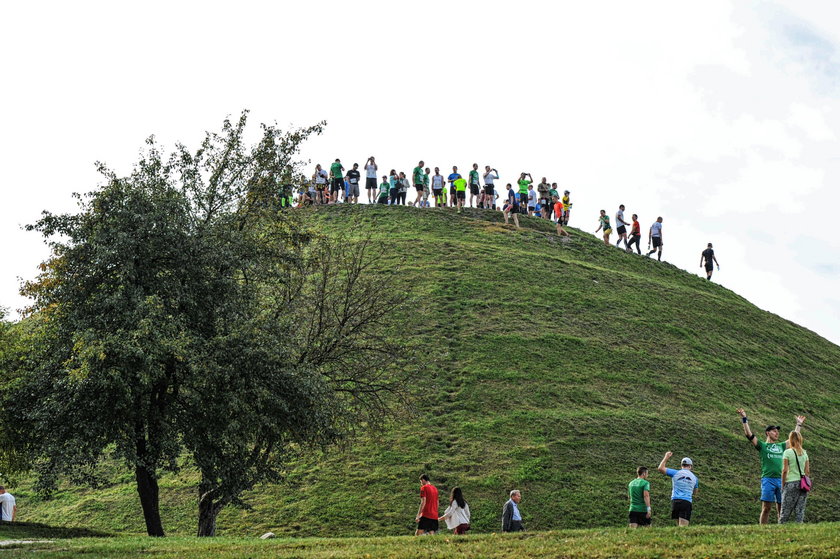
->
[[0, 521, 110, 540]]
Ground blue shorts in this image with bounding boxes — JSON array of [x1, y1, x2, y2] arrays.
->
[[761, 477, 782, 503]]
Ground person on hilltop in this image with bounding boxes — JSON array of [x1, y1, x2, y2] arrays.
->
[[503, 183, 521, 229], [388, 169, 399, 206], [468, 163, 481, 208], [517, 173, 532, 213], [448, 166, 462, 207], [412, 161, 426, 207], [553, 197, 570, 237], [527, 184, 537, 216], [627, 214, 642, 254], [432, 167, 446, 207], [483, 166, 500, 209], [0, 486, 16, 522], [313, 163, 328, 205], [595, 209, 612, 246], [502, 489, 525, 532], [646, 217, 663, 260], [537, 177, 551, 220], [422, 167, 431, 208], [700, 243, 720, 281], [737, 409, 805, 524], [627, 466, 652, 528], [454, 175, 468, 213], [364, 156, 378, 204], [415, 474, 439, 535], [561, 189, 571, 225], [615, 204, 630, 249], [397, 171, 409, 205], [657, 452, 698, 527], [780, 431, 811, 524], [329, 158, 344, 205], [346, 163, 361, 204], [439, 486, 471, 535], [377, 175, 389, 205]]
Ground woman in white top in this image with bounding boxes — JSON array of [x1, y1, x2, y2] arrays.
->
[[439, 486, 471, 535], [780, 430, 811, 523]]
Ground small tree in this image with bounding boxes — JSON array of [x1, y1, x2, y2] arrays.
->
[[4, 112, 413, 536]]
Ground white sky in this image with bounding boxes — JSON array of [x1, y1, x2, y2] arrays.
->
[[2, 1, 839, 346]]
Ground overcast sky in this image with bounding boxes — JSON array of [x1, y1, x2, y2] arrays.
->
[[2, 1, 839, 346]]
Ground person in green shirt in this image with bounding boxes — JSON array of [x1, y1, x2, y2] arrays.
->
[[377, 176, 390, 205], [780, 431, 811, 523], [628, 466, 651, 527], [517, 172, 532, 211], [329, 159, 344, 204], [468, 164, 481, 208], [412, 161, 425, 207], [737, 408, 805, 524], [454, 176, 468, 212], [422, 167, 431, 208], [595, 210, 611, 246]]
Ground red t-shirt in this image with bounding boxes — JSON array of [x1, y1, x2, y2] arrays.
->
[[631, 220, 640, 235], [420, 484, 439, 519], [554, 201, 564, 217]]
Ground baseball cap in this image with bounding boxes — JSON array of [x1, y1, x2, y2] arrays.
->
[[765, 425, 781, 432], [681, 457, 693, 466]]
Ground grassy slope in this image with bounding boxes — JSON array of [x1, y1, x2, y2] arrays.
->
[[7, 205, 840, 536], [2, 524, 840, 558]]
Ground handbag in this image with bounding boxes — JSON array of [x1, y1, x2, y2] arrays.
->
[[794, 451, 812, 492]]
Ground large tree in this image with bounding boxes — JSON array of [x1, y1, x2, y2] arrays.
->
[[4, 112, 412, 536]]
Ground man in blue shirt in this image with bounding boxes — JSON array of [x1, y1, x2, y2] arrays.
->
[[657, 451, 698, 526], [501, 489, 524, 532], [448, 166, 462, 207]]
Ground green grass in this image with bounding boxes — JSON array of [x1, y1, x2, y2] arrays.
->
[[6, 205, 840, 537], [2, 523, 840, 558]]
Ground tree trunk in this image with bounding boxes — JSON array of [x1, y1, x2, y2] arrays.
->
[[135, 465, 165, 537], [197, 482, 224, 537]]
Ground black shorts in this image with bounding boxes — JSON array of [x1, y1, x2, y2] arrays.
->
[[415, 185, 424, 192], [506, 202, 520, 213], [456, 190, 466, 200], [417, 517, 439, 532], [617, 225, 627, 235], [470, 184, 480, 195], [705, 263, 714, 272], [366, 177, 377, 189], [519, 192, 528, 204], [671, 499, 692, 521], [450, 185, 456, 194], [628, 511, 651, 526], [484, 184, 494, 195], [652, 236, 662, 249], [433, 189, 443, 198], [331, 178, 343, 192]]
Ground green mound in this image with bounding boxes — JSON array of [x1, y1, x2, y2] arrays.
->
[[11, 205, 840, 536]]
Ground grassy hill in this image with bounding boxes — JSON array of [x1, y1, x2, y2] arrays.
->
[[6, 205, 840, 536]]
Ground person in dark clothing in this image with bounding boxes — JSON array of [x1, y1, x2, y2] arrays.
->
[[502, 489, 524, 532], [700, 243, 719, 280]]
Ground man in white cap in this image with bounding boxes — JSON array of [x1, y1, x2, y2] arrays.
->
[[657, 451, 698, 526]]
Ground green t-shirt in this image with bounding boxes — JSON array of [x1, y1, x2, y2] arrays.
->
[[469, 170, 480, 186], [423, 172, 430, 187], [413, 167, 424, 185], [454, 177, 467, 191], [755, 440, 787, 479], [628, 478, 650, 512], [379, 182, 389, 196], [330, 162, 343, 179], [783, 448, 808, 483], [599, 215, 611, 230], [518, 178, 531, 194], [549, 188, 559, 199]]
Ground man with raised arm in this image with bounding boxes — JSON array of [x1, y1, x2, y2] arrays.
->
[[736, 408, 805, 524], [657, 451, 698, 527]]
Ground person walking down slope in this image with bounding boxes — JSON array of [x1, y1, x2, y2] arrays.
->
[[502, 489, 524, 532], [628, 467, 652, 528], [0, 486, 16, 522], [780, 431, 811, 524], [561, 189, 572, 226], [415, 474, 439, 535], [615, 204, 630, 249], [627, 214, 641, 254], [646, 217, 663, 260], [700, 243, 720, 281], [738, 408, 805, 524], [439, 487, 471, 535], [657, 452, 698, 527], [554, 198, 570, 237], [503, 184, 521, 229], [595, 210, 612, 246]]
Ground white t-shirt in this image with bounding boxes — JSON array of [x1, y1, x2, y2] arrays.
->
[[650, 221, 662, 237], [528, 190, 536, 205], [0, 493, 15, 521], [365, 163, 377, 179], [432, 175, 444, 189], [314, 169, 328, 185], [441, 501, 470, 530], [484, 171, 499, 186], [616, 209, 626, 227]]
